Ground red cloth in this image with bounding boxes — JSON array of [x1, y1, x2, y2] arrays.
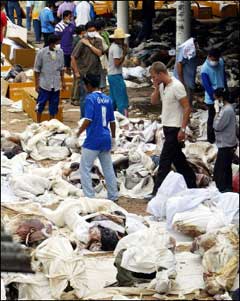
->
[[233, 172, 239, 193], [0, 11, 7, 43]]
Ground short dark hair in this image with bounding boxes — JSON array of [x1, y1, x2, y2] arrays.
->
[[83, 73, 100, 88], [99, 226, 119, 251], [46, 1, 55, 8], [95, 18, 106, 31], [63, 10, 72, 19], [209, 49, 221, 59], [214, 88, 229, 101], [48, 34, 61, 45], [85, 21, 96, 30], [75, 25, 86, 35]]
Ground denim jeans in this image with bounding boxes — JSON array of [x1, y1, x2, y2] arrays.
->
[[80, 147, 119, 201], [26, 6, 31, 31], [33, 19, 42, 42], [8, 1, 22, 26]]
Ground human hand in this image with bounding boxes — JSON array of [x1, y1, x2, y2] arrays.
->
[[81, 38, 91, 47], [214, 99, 220, 113], [75, 71, 80, 78], [123, 44, 128, 56], [177, 129, 186, 142], [35, 84, 40, 94], [62, 81, 66, 90]]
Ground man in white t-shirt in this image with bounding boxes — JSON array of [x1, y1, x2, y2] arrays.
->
[[75, 0, 91, 26], [150, 61, 196, 195]]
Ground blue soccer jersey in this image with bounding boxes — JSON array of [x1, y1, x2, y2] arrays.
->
[[83, 91, 115, 151]]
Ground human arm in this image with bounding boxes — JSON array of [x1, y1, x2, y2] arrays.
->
[[176, 62, 184, 84], [110, 121, 116, 138], [34, 72, 40, 93], [151, 82, 160, 105], [213, 109, 231, 132], [33, 50, 43, 93], [114, 44, 128, 67], [71, 41, 82, 77], [178, 97, 192, 141], [81, 38, 103, 57], [201, 72, 215, 102], [76, 119, 91, 137]]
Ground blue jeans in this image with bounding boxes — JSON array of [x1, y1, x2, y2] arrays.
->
[[80, 147, 119, 201], [8, 1, 22, 26], [26, 6, 31, 31], [33, 19, 41, 42]]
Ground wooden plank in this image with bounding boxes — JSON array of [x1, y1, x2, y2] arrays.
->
[[8, 82, 35, 101]]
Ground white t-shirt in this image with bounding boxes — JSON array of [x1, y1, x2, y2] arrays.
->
[[159, 77, 187, 127], [108, 43, 123, 75], [75, 1, 91, 26]]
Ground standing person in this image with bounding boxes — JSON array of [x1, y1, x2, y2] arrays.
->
[[7, 0, 22, 26], [31, 1, 46, 44], [71, 25, 86, 105], [201, 49, 228, 144], [150, 61, 196, 195], [55, 10, 75, 74], [57, 0, 75, 18], [26, 1, 33, 31], [75, 0, 91, 26], [71, 21, 103, 114], [174, 37, 198, 107], [76, 73, 118, 202], [95, 19, 109, 91], [40, 2, 56, 47], [108, 28, 130, 116], [34, 34, 66, 123], [0, 2, 7, 49], [213, 88, 237, 192], [134, 0, 155, 45]]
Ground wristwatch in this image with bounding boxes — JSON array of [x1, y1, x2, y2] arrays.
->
[[180, 128, 186, 133]]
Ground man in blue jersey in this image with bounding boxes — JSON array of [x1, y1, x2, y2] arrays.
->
[[76, 73, 118, 202], [201, 49, 228, 143]]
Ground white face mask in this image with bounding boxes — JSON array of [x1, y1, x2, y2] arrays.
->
[[209, 60, 219, 67], [55, 44, 61, 50], [88, 31, 96, 38]]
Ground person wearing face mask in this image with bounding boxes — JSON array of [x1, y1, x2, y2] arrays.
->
[[40, 2, 56, 47], [55, 10, 75, 74], [201, 49, 228, 144], [108, 28, 130, 117], [213, 88, 237, 192], [34, 34, 66, 123], [148, 61, 196, 198], [71, 21, 103, 114]]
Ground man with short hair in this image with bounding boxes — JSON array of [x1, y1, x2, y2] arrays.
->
[[55, 10, 75, 73], [201, 49, 228, 143], [40, 2, 56, 47], [71, 21, 103, 114], [213, 88, 237, 192], [76, 73, 118, 202], [34, 34, 66, 123], [150, 61, 196, 195]]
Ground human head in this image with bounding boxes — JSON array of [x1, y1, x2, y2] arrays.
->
[[46, 1, 55, 10], [1, 1, 7, 10], [150, 61, 169, 85], [208, 49, 221, 67], [62, 10, 72, 23], [85, 21, 97, 39], [75, 25, 86, 37], [48, 34, 61, 50], [83, 73, 101, 92], [95, 18, 106, 32], [99, 226, 119, 251], [214, 88, 230, 103]]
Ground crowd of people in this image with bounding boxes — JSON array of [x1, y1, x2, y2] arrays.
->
[[0, 1, 238, 199]]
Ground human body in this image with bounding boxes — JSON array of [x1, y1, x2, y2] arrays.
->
[[76, 74, 118, 202], [108, 28, 130, 116], [8, 0, 22, 26], [213, 89, 237, 192], [0, 2, 7, 47], [75, 0, 91, 26], [57, 0, 75, 18], [201, 49, 228, 143], [40, 2, 55, 47], [34, 35, 66, 123], [150, 62, 196, 195], [31, 1, 46, 43]]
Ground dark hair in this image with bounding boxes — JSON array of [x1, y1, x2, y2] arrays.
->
[[209, 49, 221, 59], [85, 21, 96, 30], [48, 34, 61, 45], [83, 73, 101, 88], [75, 25, 86, 35], [99, 226, 119, 251], [95, 18, 106, 31], [214, 88, 229, 101], [63, 10, 72, 19], [46, 1, 55, 8]]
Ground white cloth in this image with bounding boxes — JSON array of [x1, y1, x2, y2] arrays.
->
[[178, 37, 196, 60], [75, 1, 91, 26], [160, 77, 187, 127]]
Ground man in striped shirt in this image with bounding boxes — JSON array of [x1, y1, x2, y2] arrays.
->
[[55, 10, 75, 73]]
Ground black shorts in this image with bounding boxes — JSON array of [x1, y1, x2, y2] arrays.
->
[[64, 54, 71, 68]]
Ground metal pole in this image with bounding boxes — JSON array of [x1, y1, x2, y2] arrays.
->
[[117, 0, 129, 33], [176, 0, 191, 48]]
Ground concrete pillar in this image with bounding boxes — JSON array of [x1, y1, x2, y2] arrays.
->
[[117, 0, 129, 33], [176, 1, 191, 48]]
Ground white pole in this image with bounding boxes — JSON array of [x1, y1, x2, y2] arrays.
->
[[117, 0, 129, 33], [176, 0, 191, 48]]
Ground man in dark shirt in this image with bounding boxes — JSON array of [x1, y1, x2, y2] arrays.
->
[[71, 21, 103, 116]]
